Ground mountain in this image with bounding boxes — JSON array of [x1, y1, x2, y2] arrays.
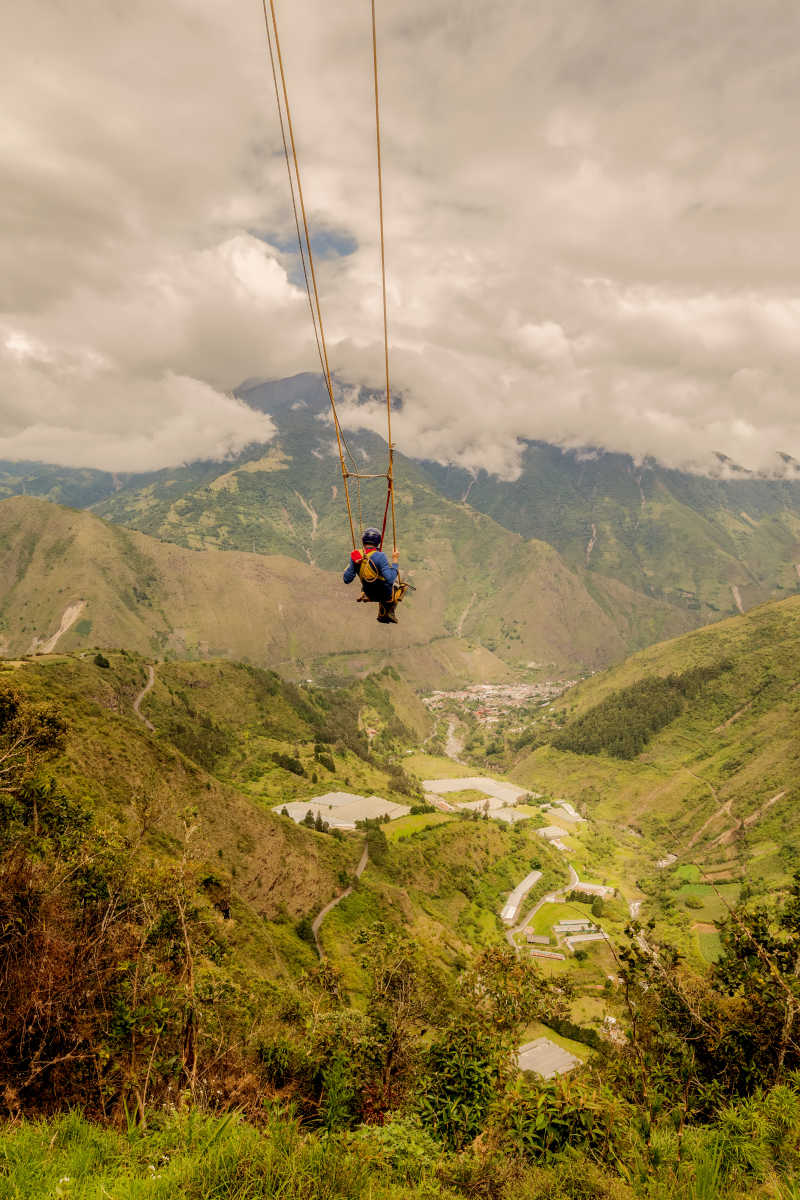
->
[[425, 441, 800, 618], [0, 495, 679, 683], [86, 375, 800, 637], [504, 594, 800, 945], [0, 494, 350, 669], [1, 374, 798, 680], [0, 646, 564, 987]]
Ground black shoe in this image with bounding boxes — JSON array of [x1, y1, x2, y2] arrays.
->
[[377, 614, 392, 624]]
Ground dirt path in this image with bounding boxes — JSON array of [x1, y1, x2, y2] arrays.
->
[[685, 769, 730, 849], [712, 790, 786, 848], [585, 523, 597, 565], [713, 698, 755, 733], [294, 491, 319, 536], [313, 840, 369, 957], [133, 665, 156, 732]]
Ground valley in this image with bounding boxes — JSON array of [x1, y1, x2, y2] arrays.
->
[[1, 410, 800, 1197], [2, 591, 800, 1197]]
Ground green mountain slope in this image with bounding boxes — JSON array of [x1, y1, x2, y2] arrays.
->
[[508, 595, 800, 905], [2, 650, 559, 982], [0, 494, 688, 680], [86, 379, 695, 671], [3, 375, 799, 673], [427, 442, 800, 618], [0, 494, 365, 669]]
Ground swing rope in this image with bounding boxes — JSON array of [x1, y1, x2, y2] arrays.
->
[[262, 0, 357, 547], [370, 0, 396, 554], [260, 0, 397, 554]]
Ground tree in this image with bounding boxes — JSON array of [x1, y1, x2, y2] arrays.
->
[[462, 946, 571, 1034], [351, 923, 449, 1119], [0, 689, 65, 798]]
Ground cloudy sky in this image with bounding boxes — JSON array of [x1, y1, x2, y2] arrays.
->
[[3, 0, 800, 475]]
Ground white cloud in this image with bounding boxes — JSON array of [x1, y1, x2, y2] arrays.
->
[[0, 332, 276, 471], [3, 0, 800, 473]]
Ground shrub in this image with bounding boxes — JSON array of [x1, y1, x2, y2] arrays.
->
[[272, 752, 305, 777], [417, 1018, 509, 1149], [295, 916, 315, 945]]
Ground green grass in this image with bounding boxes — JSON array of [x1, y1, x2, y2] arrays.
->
[[0, 1109, 443, 1200], [528, 902, 590, 938], [571, 994, 611, 1024], [385, 813, 454, 841], [404, 753, 475, 780], [696, 927, 724, 963], [440, 788, 492, 804], [676, 883, 739, 923]]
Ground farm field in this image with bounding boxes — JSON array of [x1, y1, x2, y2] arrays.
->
[[385, 812, 454, 841]]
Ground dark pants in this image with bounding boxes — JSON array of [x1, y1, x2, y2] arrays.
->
[[362, 581, 394, 603]]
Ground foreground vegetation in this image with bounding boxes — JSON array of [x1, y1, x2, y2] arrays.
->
[[3, 1087, 800, 1200], [2, 646, 800, 1197]]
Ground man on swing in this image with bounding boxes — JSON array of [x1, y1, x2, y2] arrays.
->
[[343, 527, 402, 624]]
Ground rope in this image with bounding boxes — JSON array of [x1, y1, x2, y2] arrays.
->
[[259, 0, 398, 556], [380, 478, 392, 549], [262, 0, 357, 547], [261, 1, 325, 395], [370, 0, 397, 554]]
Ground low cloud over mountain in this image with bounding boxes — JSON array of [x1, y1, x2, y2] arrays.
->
[[3, 1, 800, 473]]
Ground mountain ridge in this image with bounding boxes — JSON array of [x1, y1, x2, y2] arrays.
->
[[0, 373, 797, 680], [0, 494, 682, 683]]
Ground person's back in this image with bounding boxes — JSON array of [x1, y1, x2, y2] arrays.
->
[[343, 527, 401, 623]]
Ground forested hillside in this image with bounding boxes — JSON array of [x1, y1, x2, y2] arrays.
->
[[427, 440, 800, 615]]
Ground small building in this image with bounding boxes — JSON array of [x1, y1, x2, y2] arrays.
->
[[572, 881, 616, 898], [557, 801, 583, 820], [565, 932, 608, 951], [518, 1037, 580, 1077], [553, 919, 596, 935], [526, 932, 550, 944], [494, 806, 532, 825], [279, 792, 410, 830]]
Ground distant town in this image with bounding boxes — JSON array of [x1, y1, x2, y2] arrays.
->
[[422, 680, 577, 726]]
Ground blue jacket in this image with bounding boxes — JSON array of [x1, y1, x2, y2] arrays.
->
[[343, 548, 398, 600]]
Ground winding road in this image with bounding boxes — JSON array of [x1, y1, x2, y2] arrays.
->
[[505, 864, 580, 948], [133, 665, 156, 732], [312, 840, 369, 957]]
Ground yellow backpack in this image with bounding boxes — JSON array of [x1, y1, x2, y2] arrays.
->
[[357, 546, 382, 585]]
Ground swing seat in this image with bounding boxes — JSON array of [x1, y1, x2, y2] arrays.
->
[[356, 580, 409, 605]]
